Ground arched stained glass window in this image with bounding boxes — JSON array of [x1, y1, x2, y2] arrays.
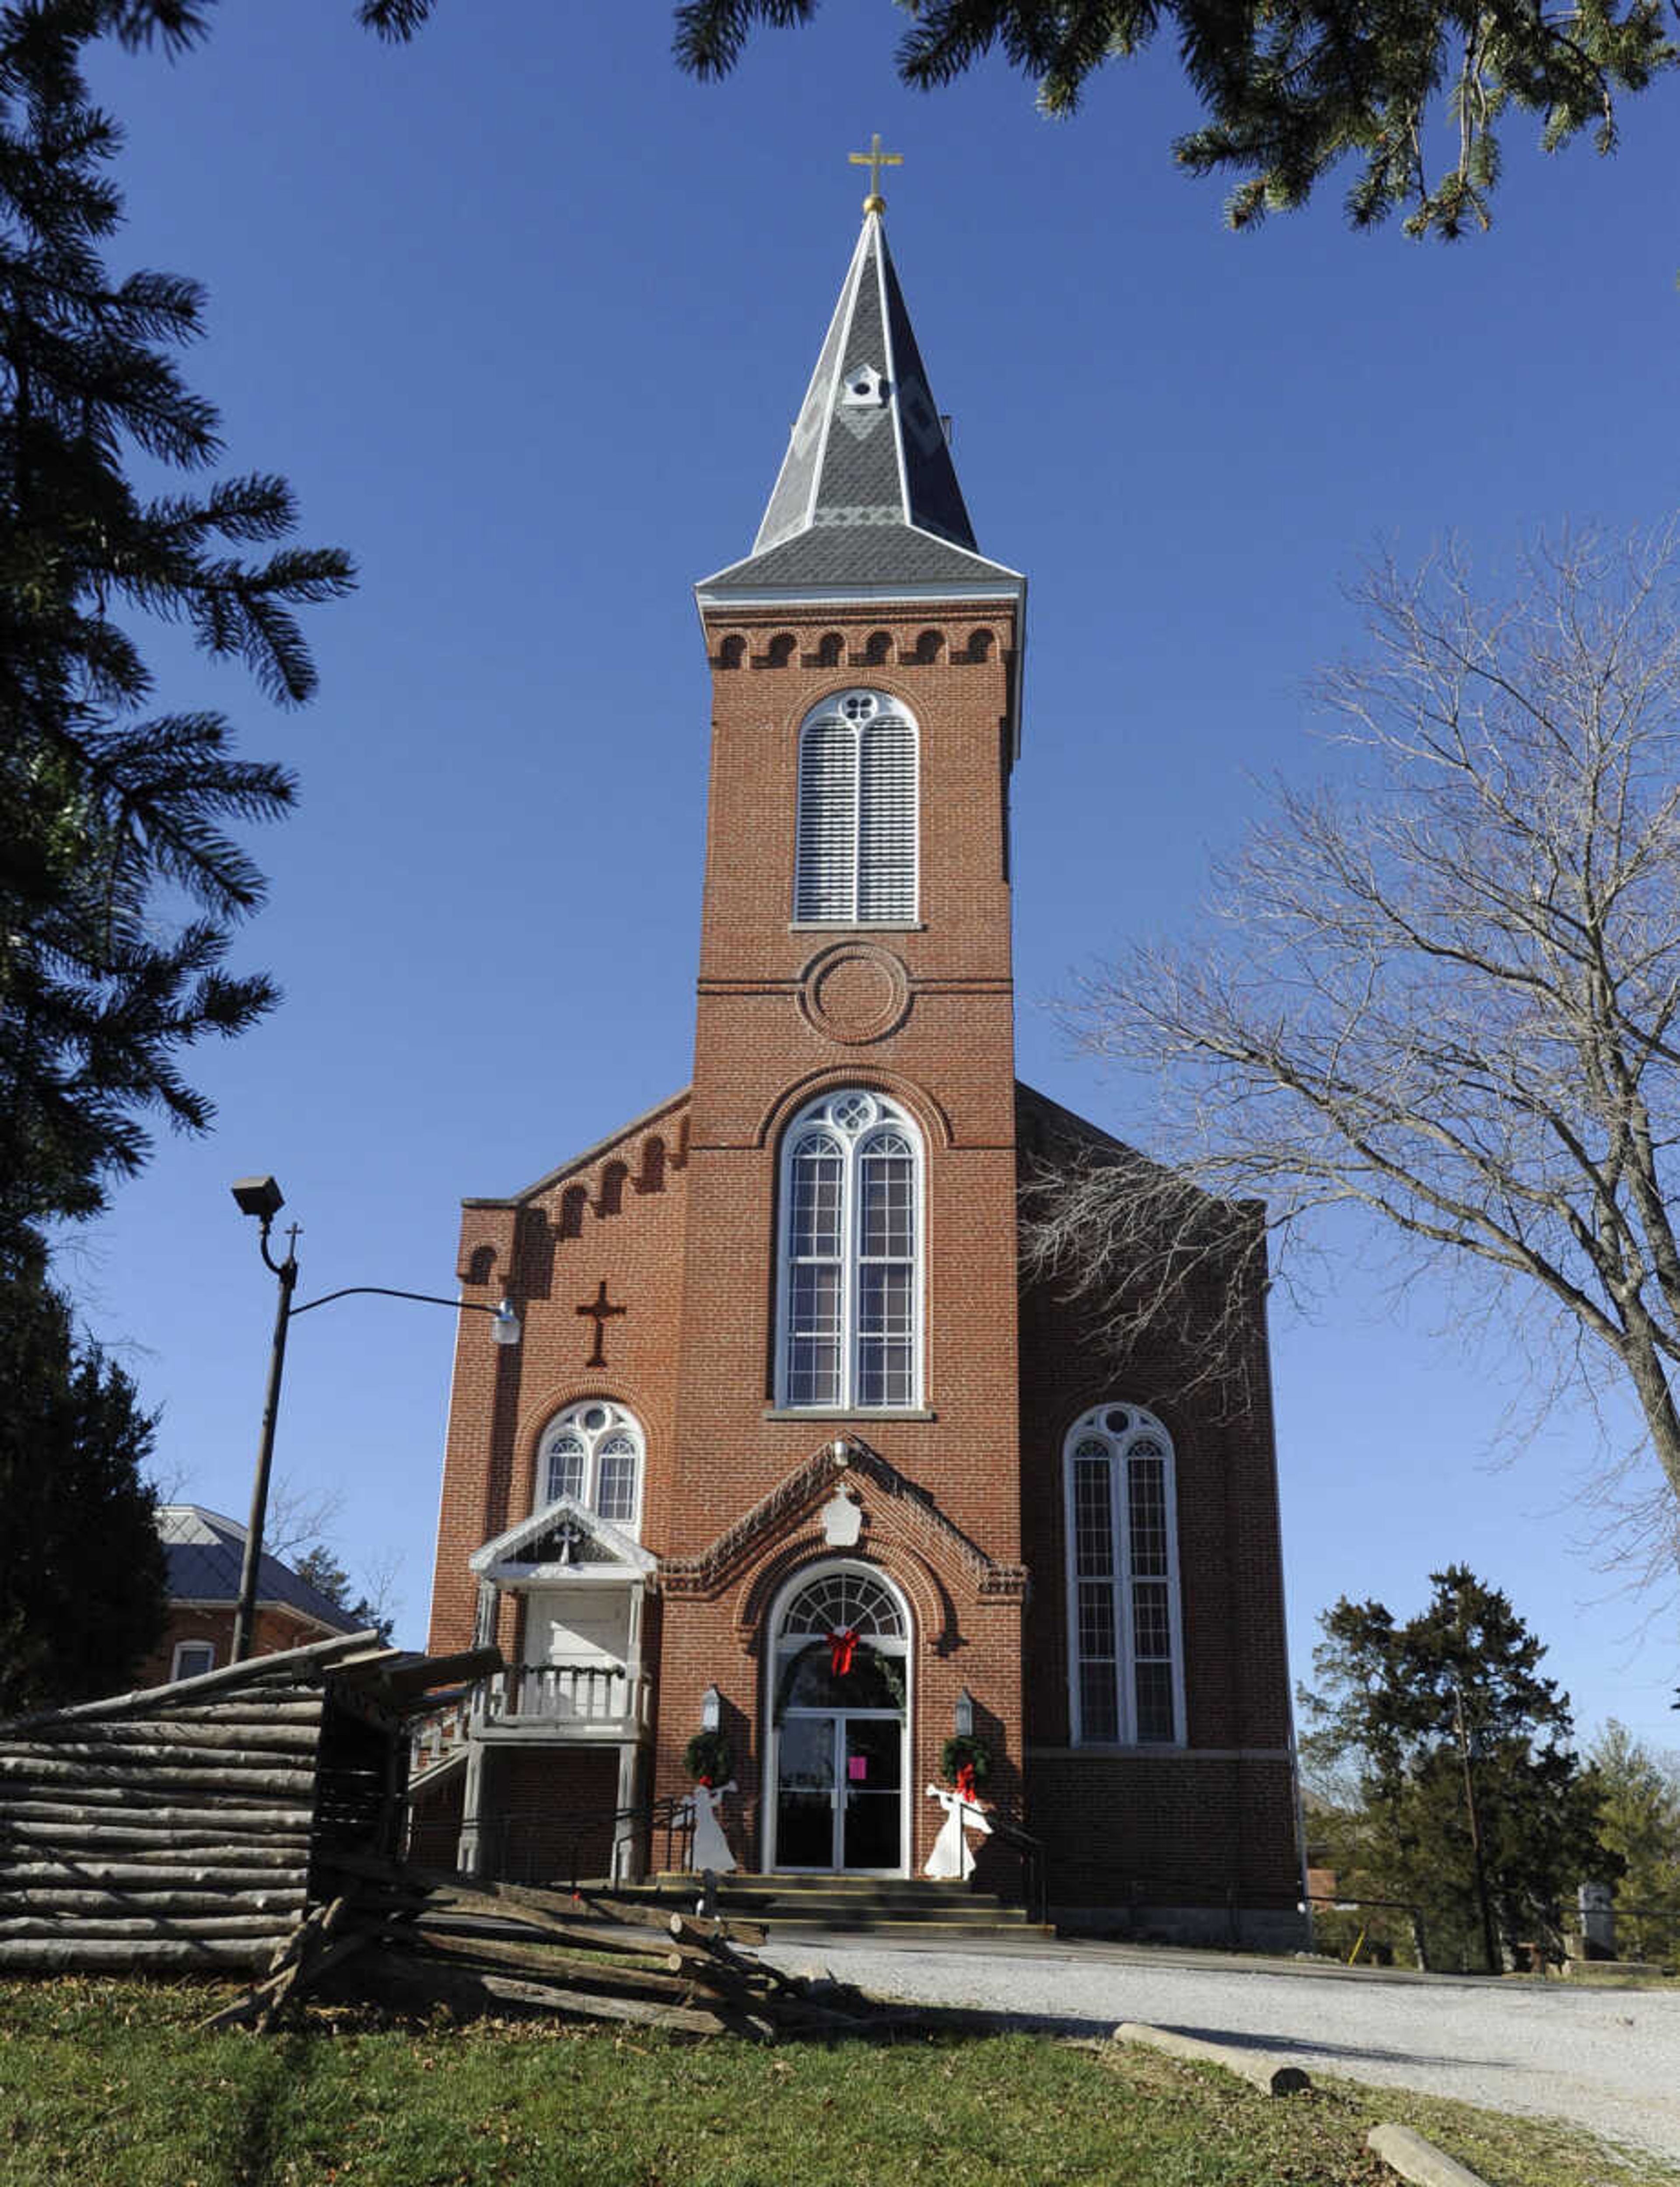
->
[[777, 1092, 921, 1410], [794, 690, 918, 924], [538, 1400, 645, 1537], [1064, 1405, 1183, 1746]]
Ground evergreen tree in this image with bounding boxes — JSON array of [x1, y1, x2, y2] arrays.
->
[[0, 1272, 167, 1716], [1300, 1567, 1611, 1968], [674, 0, 1675, 238], [1588, 1720, 1680, 1957], [0, 2, 360, 1272], [292, 1542, 394, 1644]]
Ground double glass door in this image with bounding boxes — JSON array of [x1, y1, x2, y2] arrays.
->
[[774, 1712, 903, 1871]]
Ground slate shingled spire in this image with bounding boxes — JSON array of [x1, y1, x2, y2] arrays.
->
[[698, 211, 1022, 599]]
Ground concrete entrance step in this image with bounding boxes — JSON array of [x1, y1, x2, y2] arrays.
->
[[614, 1872, 1051, 1939]]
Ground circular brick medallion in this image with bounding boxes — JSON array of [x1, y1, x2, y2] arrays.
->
[[799, 943, 911, 1045]]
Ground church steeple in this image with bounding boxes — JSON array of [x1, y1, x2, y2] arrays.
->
[[698, 209, 1022, 600]]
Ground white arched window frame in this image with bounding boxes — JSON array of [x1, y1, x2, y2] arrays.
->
[[794, 690, 918, 925], [536, 1399, 645, 1538], [776, 1090, 922, 1411], [1064, 1404, 1185, 1746]]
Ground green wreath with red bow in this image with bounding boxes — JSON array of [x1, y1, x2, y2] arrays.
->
[[772, 1627, 906, 1724]]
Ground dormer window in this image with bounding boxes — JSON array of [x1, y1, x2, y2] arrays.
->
[[842, 363, 887, 406], [794, 690, 918, 925]]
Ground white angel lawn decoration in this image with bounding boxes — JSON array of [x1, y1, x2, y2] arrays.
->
[[678, 1778, 738, 1875], [923, 1780, 991, 1880]]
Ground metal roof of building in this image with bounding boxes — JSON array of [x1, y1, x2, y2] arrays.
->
[[157, 1504, 363, 1633], [698, 211, 1021, 601]]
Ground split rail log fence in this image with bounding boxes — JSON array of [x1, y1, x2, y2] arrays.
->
[[203, 1859, 874, 2040]]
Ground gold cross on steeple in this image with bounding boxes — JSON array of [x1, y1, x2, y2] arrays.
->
[[849, 133, 902, 215]]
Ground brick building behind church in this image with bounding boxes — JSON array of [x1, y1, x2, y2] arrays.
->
[[420, 195, 1303, 1939]]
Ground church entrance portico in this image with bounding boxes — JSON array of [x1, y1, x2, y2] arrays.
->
[[764, 1562, 910, 1875]]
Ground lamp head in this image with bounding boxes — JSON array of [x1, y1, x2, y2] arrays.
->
[[700, 1684, 721, 1732], [491, 1297, 522, 1346], [231, 1175, 285, 1223]]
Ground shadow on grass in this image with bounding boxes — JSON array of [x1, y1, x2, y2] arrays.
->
[[229, 2030, 312, 2186]]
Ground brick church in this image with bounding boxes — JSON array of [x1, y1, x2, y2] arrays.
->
[[423, 181, 1303, 1939]]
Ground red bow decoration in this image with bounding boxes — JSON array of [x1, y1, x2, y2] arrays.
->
[[697, 1775, 713, 1789], [828, 1627, 859, 1676], [955, 1760, 977, 1803]]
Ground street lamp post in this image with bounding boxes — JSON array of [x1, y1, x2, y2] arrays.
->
[[229, 1174, 519, 1663]]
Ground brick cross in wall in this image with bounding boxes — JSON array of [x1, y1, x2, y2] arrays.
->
[[576, 1278, 626, 1368]]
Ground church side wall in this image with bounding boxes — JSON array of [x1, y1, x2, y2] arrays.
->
[[1016, 1187, 1302, 1926]]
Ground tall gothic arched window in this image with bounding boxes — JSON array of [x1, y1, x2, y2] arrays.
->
[[794, 690, 918, 924], [777, 1090, 922, 1410], [1064, 1404, 1184, 1745], [538, 1399, 644, 1536]]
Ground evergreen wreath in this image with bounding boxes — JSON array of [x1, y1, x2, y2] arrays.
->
[[773, 1638, 906, 1724], [940, 1734, 992, 1789], [683, 1729, 733, 1784]]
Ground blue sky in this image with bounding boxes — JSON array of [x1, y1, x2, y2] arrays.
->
[[70, 3, 1679, 1750]]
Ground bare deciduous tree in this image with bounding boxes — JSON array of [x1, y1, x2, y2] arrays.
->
[[1031, 527, 1680, 1549]]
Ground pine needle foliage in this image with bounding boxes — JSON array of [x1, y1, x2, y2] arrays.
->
[[1300, 1567, 1614, 1968], [0, 2, 365, 1273], [0, 1269, 167, 1716], [671, 0, 1677, 237]]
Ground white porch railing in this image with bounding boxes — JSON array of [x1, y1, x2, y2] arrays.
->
[[407, 1661, 649, 1784], [498, 1660, 644, 1726]]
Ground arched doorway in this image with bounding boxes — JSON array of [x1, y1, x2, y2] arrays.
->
[[765, 1562, 910, 1875]]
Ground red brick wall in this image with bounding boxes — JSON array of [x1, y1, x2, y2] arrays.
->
[[478, 1746, 621, 1884], [1014, 1091, 1300, 1903], [136, 1605, 342, 1689], [428, 1094, 690, 1656], [421, 597, 1299, 1917], [671, 608, 1023, 1565]]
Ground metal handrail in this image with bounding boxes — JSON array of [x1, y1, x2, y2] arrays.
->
[[985, 1812, 1048, 1924]]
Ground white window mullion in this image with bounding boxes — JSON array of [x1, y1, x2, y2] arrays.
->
[[777, 1093, 923, 1412], [1065, 1406, 1183, 1748]]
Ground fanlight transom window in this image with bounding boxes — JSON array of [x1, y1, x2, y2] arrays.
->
[[780, 1569, 907, 1642], [1064, 1404, 1183, 1746], [777, 1090, 921, 1410], [794, 689, 918, 925], [539, 1399, 644, 1535]]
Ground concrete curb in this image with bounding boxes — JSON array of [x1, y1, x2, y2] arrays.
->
[[1367, 2122, 1492, 2187], [1111, 2020, 1311, 2095]]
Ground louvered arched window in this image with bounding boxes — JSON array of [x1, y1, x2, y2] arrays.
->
[[777, 1090, 921, 1409], [794, 690, 918, 924]]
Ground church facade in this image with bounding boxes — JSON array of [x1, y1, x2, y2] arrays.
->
[[423, 197, 1302, 1938]]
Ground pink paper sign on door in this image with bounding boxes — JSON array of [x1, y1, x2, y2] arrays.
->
[[847, 1756, 868, 1782]]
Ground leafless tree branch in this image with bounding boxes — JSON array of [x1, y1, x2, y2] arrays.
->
[[1030, 526, 1680, 1564]]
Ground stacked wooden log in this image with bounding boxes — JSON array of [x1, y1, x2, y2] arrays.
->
[[206, 1859, 875, 2040], [0, 1633, 396, 1973]]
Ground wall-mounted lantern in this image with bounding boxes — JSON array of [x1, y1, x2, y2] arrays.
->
[[700, 1684, 722, 1732]]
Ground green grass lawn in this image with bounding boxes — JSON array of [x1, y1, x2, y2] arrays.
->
[[0, 1979, 1673, 2187]]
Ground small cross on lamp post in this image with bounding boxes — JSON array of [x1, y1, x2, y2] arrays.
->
[[229, 1175, 520, 1662]]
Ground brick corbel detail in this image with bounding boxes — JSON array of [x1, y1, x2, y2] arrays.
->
[[658, 1437, 1022, 1604]]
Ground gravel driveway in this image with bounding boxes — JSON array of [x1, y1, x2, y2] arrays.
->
[[760, 1935, 1680, 2166]]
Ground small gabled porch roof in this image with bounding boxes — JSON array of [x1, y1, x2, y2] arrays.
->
[[470, 1496, 658, 1588]]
